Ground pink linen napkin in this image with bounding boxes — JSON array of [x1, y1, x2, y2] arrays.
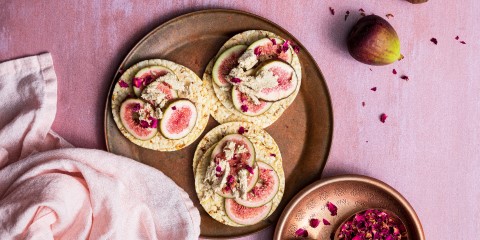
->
[[0, 53, 200, 239]]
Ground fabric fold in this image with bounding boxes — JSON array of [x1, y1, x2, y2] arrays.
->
[[0, 53, 200, 239]]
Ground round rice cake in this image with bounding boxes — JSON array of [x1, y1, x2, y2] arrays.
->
[[203, 30, 302, 128], [193, 122, 285, 226], [111, 59, 211, 151]]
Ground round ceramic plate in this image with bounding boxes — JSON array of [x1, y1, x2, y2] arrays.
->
[[274, 175, 425, 240], [104, 9, 333, 239]]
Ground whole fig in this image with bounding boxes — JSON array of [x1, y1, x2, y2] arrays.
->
[[347, 15, 401, 66]]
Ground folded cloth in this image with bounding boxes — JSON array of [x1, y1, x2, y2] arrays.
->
[[0, 53, 200, 239]]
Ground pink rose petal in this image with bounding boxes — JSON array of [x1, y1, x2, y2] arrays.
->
[[270, 153, 276, 157], [323, 218, 331, 225], [282, 40, 290, 52], [139, 120, 149, 128], [119, 80, 129, 88], [329, 7, 335, 15], [430, 38, 438, 45], [295, 228, 308, 237], [132, 103, 141, 112], [254, 47, 261, 56], [400, 75, 409, 81], [245, 165, 254, 174], [460, 41, 466, 44], [380, 113, 388, 123], [241, 105, 248, 112], [216, 166, 222, 172], [370, 87, 377, 91], [149, 117, 158, 128], [455, 36, 459, 40], [392, 69, 397, 75], [292, 45, 300, 53], [231, 77, 242, 83], [133, 77, 143, 88], [238, 126, 246, 134], [327, 202, 338, 216], [270, 38, 277, 45], [172, 106, 177, 110], [310, 218, 320, 228]]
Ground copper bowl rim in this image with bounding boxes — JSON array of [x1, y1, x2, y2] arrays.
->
[[273, 174, 425, 240]]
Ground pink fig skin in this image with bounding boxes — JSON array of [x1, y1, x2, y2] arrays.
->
[[347, 15, 401, 66]]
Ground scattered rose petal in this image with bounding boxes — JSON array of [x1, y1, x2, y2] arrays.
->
[[392, 69, 397, 75], [270, 153, 276, 157], [380, 113, 388, 123], [241, 105, 248, 112], [224, 185, 231, 191], [362, 101, 365, 107], [144, 75, 154, 85], [345, 11, 350, 21], [359, 8, 365, 12], [172, 106, 177, 110], [323, 218, 331, 225], [149, 117, 158, 128], [460, 41, 466, 44], [371, 87, 377, 91], [295, 228, 308, 237], [369, 68, 372, 71], [282, 40, 290, 52], [400, 75, 409, 81], [430, 38, 438, 45], [310, 218, 320, 228], [119, 80, 129, 88], [292, 45, 300, 53], [238, 126, 245, 134], [245, 165, 254, 174], [216, 166, 222, 172], [139, 120, 149, 128], [271, 38, 277, 45], [254, 47, 261, 56], [327, 202, 338, 216], [133, 77, 143, 88], [329, 7, 335, 15], [132, 103, 141, 112], [231, 77, 242, 83], [386, 13, 394, 19], [227, 175, 234, 184], [455, 36, 459, 40]]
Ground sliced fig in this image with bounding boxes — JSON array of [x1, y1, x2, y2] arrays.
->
[[232, 86, 272, 116], [235, 161, 280, 208], [225, 198, 272, 225], [255, 61, 298, 102], [211, 134, 255, 167], [247, 38, 293, 64], [212, 45, 248, 87], [160, 99, 197, 139], [133, 66, 173, 97], [217, 164, 259, 199], [120, 98, 157, 140]]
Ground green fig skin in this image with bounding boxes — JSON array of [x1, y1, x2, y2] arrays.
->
[[347, 15, 401, 66]]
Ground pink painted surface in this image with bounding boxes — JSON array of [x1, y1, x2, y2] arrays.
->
[[1, 1, 479, 239]]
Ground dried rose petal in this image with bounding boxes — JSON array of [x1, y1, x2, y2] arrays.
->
[[270, 38, 277, 45], [241, 105, 248, 112], [270, 153, 276, 157], [359, 8, 365, 12], [329, 7, 335, 15], [400, 75, 409, 81], [371, 87, 377, 91], [224, 185, 231, 191], [369, 68, 372, 71], [460, 41, 466, 44], [455, 36, 459, 40], [323, 218, 331, 225], [119, 80, 129, 88], [310, 218, 320, 228], [254, 47, 262, 56], [172, 106, 177, 110], [282, 40, 290, 52], [380, 113, 388, 123], [295, 228, 308, 237], [245, 165, 254, 174], [231, 77, 242, 83], [430, 38, 438, 45], [238, 126, 245, 134], [227, 175, 234, 184], [392, 69, 397, 74], [216, 166, 222, 172], [139, 120, 149, 128], [149, 117, 158, 128], [345, 11, 350, 21], [133, 77, 143, 88], [386, 13, 394, 19], [362, 101, 365, 107], [132, 103, 141, 112], [326, 202, 338, 216], [292, 45, 300, 53]]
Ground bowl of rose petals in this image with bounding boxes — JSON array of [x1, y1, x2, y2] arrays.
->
[[334, 208, 408, 240]]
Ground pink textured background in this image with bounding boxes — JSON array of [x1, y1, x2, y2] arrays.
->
[[1, 1, 479, 239]]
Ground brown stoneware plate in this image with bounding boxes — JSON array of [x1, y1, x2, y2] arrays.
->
[[273, 175, 425, 240], [104, 9, 333, 239]]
